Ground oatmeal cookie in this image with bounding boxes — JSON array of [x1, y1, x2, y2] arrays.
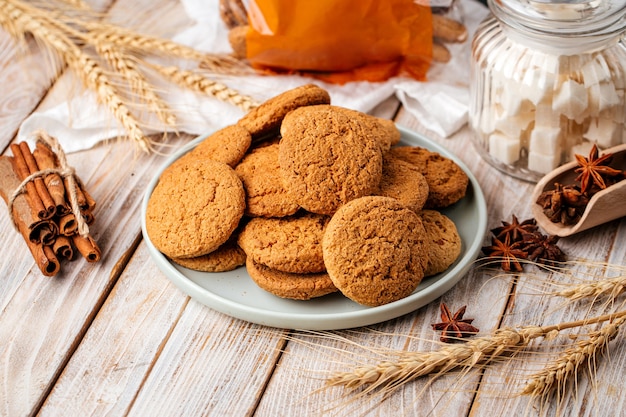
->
[[334, 107, 401, 151], [420, 209, 462, 276], [235, 143, 299, 217], [247, 259, 337, 300], [377, 155, 429, 213], [279, 105, 383, 215], [237, 212, 329, 274], [187, 124, 252, 167], [237, 83, 331, 140], [170, 238, 246, 272], [388, 146, 468, 208], [322, 196, 428, 307], [146, 159, 245, 259]]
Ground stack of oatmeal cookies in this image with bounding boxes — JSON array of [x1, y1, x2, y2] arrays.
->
[[146, 84, 468, 306]]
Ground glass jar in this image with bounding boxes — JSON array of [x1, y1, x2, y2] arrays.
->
[[469, 0, 626, 182]]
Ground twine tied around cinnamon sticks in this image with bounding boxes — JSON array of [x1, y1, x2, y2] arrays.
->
[[8, 131, 90, 238], [0, 130, 101, 276]]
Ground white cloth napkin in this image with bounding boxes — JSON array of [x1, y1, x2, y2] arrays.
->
[[17, 0, 489, 152]]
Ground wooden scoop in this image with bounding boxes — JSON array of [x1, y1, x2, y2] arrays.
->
[[531, 143, 626, 237]]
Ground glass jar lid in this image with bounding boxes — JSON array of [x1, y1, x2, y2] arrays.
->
[[491, 0, 626, 35], [489, 0, 626, 52]]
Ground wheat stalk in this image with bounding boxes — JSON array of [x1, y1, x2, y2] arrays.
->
[[326, 310, 626, 395], [153, 64, 259, 111], [67, 50, 153, 151], [94, 40, 176, 128], [82, 20, 207, 61], [553, 273, 626, 303], [521, 315, 626, 402], [327, 327, 542, 394], [42, 0, 91, 10]]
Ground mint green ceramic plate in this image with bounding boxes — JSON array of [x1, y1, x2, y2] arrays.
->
[[142, 126, 487, 330]]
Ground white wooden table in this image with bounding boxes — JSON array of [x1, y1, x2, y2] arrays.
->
[[1, 1, 625, 416]]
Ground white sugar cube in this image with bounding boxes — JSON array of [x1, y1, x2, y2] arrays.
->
[[494, 110, 534, 138], [584, 117, 623, 147], [498, 82, 526, 116], [553, 79, 588, 120], [521, 66, 555, 104], [529, 126, 562, 155], [476, 103, 501, 134], [489, 132, 520, 164], [528, 151, 561, 174], [609, 90, 624, 122], [588, 82, 620, 114], [541, 54, 560, 75], [609, 65, 625, 89]]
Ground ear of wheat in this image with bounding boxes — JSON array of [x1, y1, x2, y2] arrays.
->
[[326, 310, 626, 399], [521, 315, 626, 403], [0, 0, 256, 152]]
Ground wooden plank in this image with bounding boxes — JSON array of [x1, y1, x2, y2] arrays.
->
[[126, 293, 288, 417], [37, 247, 189, 416], [38, 240, 287, 416], [470, 220, 626, 416], [254, 266, 511, 416]]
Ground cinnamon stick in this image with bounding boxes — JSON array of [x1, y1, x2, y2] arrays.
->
[[9, 144, 48, 220], [0, 156, 60, 276], [12, 142, 56, 219], [33, 141, 69, 216], [72, 234, 101, 263], [63, 176, 93, 212], [0, 157, 58, 245], [58, 213, 77, 236], [53, 235, 74, 260], [2, 133, 102, 276], [30, 240, 60, 277], [81, 187, 97, 212]]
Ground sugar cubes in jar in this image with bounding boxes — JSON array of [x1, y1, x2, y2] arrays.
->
[[469, 0, 626, 181]]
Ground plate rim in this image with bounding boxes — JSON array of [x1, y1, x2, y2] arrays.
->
[[141, 124, 488, 330]]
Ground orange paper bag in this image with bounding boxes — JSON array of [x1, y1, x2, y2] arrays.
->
[[245, 0, 434, 83]]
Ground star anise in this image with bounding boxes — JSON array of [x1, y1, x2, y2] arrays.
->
[[535, 182, 589, 225], [481, 234, 528, 272], [518, 231, 566, 267], [431, 303, 479, 343], [491, 214, 538, 242], [574, 144, 623, 195]]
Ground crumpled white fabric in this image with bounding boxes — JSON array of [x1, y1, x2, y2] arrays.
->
[[17, 0, 489, 152]]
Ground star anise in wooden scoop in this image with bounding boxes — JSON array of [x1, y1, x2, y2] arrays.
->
[[536, 145, 624, 226], [536, 183, 589, 225], [575, 144, 623, 195], [431, 303, 479, 343]]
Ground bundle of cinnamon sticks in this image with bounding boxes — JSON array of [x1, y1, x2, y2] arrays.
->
[[0, 132, 101, 276]]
